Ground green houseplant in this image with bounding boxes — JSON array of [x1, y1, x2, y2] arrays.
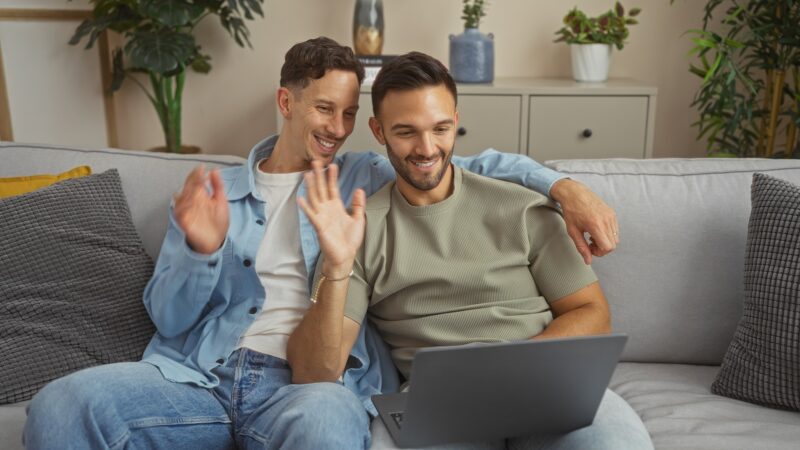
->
[[69, 0, 265, 153], [673, 0, 800, 158], [461, 0, 487, 29], [554, 2, 641, 82]]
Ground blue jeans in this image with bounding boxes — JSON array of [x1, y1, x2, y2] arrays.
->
[[23, 348, 370, 450]]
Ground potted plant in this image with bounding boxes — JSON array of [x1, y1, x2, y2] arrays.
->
[[449, 0, 494, 83], [554, 2, 641, 82], [671, 0, 799, 158], [69, 0, 265, 153]]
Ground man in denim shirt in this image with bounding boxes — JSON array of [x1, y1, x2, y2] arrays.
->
[[24, 37, 618, 450]]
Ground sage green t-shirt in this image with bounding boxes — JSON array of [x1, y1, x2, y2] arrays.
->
[[343, 167, 597, 378]]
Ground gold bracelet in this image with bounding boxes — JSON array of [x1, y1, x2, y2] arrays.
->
[[309, 269, 354, 303]]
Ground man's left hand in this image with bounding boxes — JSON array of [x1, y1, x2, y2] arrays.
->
[[550, 179, 618, 265]]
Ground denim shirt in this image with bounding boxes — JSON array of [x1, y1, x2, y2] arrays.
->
[[141, 134, 565, 416]]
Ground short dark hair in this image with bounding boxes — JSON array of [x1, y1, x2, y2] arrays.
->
[[371, 51, 458, 116], [280, 37, 365, 90]]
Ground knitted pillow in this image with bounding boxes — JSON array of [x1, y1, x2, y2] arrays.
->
[[712, 173, 800, 411], [0, 169, 155, 404]]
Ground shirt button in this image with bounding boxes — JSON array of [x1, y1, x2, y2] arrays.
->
[[216, 358, 224, 365], [256, 219, 264, 226], [243, 259, 252, 267], [249, 307, 258, 314], [208, 260, 217, 268]]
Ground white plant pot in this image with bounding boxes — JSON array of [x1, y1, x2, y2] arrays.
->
[[570, 43, 612, 82]]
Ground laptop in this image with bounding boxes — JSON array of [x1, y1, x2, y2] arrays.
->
[[372, 333, 627, 448]]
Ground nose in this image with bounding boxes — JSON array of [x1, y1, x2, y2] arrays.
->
[[415, 132, 438, 158], [326, 113, 346, 139]]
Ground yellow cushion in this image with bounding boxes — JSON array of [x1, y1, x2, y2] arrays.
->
[[0, 166, 92, 199]]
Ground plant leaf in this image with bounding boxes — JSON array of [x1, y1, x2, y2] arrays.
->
[[127, 30, 196, 74]]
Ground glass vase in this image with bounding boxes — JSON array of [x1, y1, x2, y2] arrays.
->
[[353, 0, 384, 55]]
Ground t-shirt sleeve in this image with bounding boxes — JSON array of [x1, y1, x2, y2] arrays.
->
[[343, 245, 371, 324], [526, 205, 598, 302]]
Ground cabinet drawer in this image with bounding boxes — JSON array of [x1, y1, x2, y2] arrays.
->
[[528, 96, 648, 161], [456, 94, 522, 155]]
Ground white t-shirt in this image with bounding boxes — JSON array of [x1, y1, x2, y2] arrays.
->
[[237, 160, 310, 359]]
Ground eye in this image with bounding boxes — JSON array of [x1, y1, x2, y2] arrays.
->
[[396, 131, 414, 138], [434, 126, 451, 134], [317, 105, 332, 114], [344, 110, 357, 119]]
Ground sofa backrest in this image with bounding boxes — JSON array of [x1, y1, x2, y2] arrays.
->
[[0, 142, 245, 259], [547, 158, 800, 365]]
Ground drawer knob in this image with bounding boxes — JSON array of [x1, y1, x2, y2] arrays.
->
[[582, 128, 593, 138], [457, 127, 467, 136]]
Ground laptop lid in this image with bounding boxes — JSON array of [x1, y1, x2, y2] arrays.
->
[[377, 333, 627, 447]]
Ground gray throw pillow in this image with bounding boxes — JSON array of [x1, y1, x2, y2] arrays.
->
[[711, 172, 800, 411], [0, 169, 155, 404]]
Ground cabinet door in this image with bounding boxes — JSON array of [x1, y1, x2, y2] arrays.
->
[[455, 94, 522, 155], [528, 96, 649, 161], [341, 93, 523, 157]]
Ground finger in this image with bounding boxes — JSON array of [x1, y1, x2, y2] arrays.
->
[[304, 170, 320, 206], [566, 225, 592, 265], [350, 188, 366, 220], [208, 169, 227, 203], [180, 164, 204, 195], [589, 222, 616, 254], [313, 160, 328, 202], [327, 163, 341, 201]]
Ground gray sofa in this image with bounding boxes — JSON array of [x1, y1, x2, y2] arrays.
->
[[1, 142, 799, 449]]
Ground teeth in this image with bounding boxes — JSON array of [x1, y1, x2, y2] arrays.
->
[[413, 161, 436, 168], [317, 136, 335, 148]]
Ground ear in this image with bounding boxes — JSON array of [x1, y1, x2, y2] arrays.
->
[[454, 110, 459, 129], [368, 117, 386, 145], [277, 87, 293, 119]]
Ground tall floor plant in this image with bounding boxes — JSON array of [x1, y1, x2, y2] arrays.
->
[[70, 0, 265, 153], [675, 0, 800, 157]]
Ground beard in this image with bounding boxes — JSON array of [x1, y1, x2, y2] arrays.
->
[[386, 141, 454, 191]]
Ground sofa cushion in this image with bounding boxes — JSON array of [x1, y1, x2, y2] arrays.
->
[[711, 173, 800, 411], [545, 158, 800, 365], [0, 143, 245, 259], [0, 401, 27, 450], [0, 165, 91, 199], [0, 170, 155, 404], [611, 362, 800, 450]]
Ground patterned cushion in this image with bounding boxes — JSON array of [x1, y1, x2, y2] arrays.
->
[[0, 170, 155, 404], [712, 173, 800, 411]]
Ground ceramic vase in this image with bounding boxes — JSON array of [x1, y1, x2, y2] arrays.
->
[[571, 43, 612, 82], [449, 28, 494, 83]]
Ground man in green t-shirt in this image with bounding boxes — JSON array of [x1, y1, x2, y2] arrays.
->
[[287, 52, 652, 449]]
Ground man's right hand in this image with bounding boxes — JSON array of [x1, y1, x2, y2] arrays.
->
[[173, 165, 229, 255]]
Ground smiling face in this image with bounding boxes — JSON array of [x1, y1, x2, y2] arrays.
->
[[369, 84, 459, 205], [277, 69, 360, 171]]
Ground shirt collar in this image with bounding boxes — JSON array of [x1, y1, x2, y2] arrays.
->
[[226, 134, 279, 202]]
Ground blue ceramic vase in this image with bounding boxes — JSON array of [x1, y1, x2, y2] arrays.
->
[[449, 28, 494, 83]]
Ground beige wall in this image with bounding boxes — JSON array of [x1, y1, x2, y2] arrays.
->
[[4, 0, 709, 158]]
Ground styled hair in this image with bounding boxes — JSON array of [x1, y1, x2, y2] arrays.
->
[[371, 51, 458, 116], [280, 37, 365, 90]]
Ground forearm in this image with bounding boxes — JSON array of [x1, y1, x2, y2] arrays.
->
[[287, 263, 352, 383], [143, 216, 223, 337], [533, 302, 611, 340]]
